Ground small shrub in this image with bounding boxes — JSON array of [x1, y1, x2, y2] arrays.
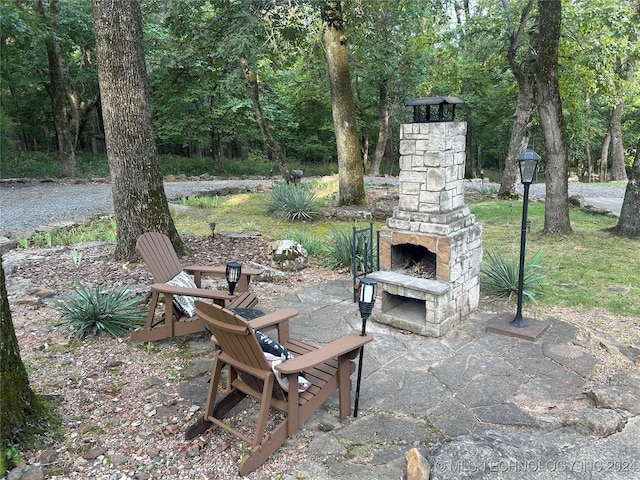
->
[[481, 249, 549, 303], [324, 227, 371, 270], [179, 195, 220, 208], [284, 230, 327, 258], [480, 185, 498, 195], [56, 282, 146, 338], [70, 249, 83, 266], [266, 183, 320, 221]]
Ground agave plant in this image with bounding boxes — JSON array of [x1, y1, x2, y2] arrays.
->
[[481, 249, 549, 303], [56, 281, 146, 338], [266, 183, 321, 221]]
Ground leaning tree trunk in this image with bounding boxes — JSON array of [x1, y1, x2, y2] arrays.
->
[[321, 0, 366, 206], [499, 65, 535, 198], [498, 0, 536, 199], [241, 59, 291, 183], [613, 136, 640, 238], [92, 0, 184, 260], [609, 99, 628, 181], [0, 258, 43, 477], [368, 79, 390, 177], [536, 0, 572, 235], [35, 0, 99, 177]]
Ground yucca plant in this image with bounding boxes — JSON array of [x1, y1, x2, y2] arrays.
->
[[481, 249, 549, 303], [56, 282, 146, 338], [266, 183, 320, 221], [324, 227, 371, 270]]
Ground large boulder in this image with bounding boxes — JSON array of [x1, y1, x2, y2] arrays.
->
[[271, 240, 308, 271]]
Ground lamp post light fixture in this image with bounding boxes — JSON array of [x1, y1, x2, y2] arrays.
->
[[353, 277, 376, 417], [209, 222, 216, 237], [512, 148, 540, 328], [225, 262, 242, 295]]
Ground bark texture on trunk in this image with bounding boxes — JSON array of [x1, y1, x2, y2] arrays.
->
[[321, 0, 366, 206], [241, 60, 290, 182], [0, 259, 42, 475], [35, 0, 98, 177], [614, 137, 640, 238], [599, 130, 611, 181], [368, 80, 389, 177], [499, 0, 536, 199], [536, 0, 572, 235], [609, 99, 628, 181], [93, 0, 184, 260]]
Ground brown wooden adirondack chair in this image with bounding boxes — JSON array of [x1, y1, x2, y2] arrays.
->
[[185, 301, 373, 475], [131, 232, 262, 342]]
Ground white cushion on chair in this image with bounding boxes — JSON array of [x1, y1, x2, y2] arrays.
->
[[166, 271, 199, 317]]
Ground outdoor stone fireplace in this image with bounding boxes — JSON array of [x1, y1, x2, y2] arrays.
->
[[369, 100, 482, 337]]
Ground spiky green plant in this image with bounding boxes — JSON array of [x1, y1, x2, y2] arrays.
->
[[284, 230, 327, 258], [266, 183, 320, 221], [481, 249, 549, 303], [56, 282, 146, 338], [324, 227, 372, 270]]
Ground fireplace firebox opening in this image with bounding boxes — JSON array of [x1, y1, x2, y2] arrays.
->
[[391, 243, 436, 279]]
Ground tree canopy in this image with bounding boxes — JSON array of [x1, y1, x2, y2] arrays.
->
[[1, 0, 638, 180]]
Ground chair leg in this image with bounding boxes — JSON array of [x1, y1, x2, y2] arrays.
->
[[250, 374, 275, 451], [238, 420, 289, 476], [337, 355, 352, 421]]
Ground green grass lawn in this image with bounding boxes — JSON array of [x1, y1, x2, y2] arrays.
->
[[470, 198, 639, 317], [20, 179, 637, 319], [175, 190, 639, 317]]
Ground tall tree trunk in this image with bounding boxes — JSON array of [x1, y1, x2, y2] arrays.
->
[[609, 99, 628, 181], [385, 124, 394, 175], [241, 59, 290, 182], [92, 0, 184, 260], [536, 0, 572, 235], [613, 136, 640, 238], [600, 130, 611, 181], [609, 0, 637, 182], [498, 0, 536, 199], [0, 258, 43, 477], [585, 93, 593, 182], [35, 0, 99, 177], [368, 79, 389, 176], [321, 0, 366, 206]]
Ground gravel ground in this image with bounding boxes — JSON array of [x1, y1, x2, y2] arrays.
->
[[7, 235, 347, 480]]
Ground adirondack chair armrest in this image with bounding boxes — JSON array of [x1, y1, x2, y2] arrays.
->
[[249, 309, 299, 330], [150, 283, 235, 301], [275, 333, 373, 375], [183, 265, 263, 277]]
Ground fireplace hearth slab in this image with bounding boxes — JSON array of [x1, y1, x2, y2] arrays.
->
[[486, 313, 550, 342], [369, 271, 449, 297]]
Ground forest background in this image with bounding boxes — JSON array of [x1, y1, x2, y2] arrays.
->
[[1, 0, 639, 184]]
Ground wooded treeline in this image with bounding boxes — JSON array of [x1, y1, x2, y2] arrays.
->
[[1, 0, 638, 181]]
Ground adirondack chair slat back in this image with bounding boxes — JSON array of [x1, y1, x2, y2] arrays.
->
[[197, 302, 289, 400], [196, 300, 273, 375], [136, 232, 183, 283]]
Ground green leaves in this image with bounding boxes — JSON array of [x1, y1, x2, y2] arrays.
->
[[481, 248, 549, 303], [56, 282, 146, 339], [266, 183, 321, 221]]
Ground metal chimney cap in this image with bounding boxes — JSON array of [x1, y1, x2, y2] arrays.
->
[[404, 96, 465, 107]]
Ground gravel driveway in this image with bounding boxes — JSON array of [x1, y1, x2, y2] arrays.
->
[[0, 178, 273, 237], [0, 177, 626, 238]]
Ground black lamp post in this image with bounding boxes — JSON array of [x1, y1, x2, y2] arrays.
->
[[512, 148, 540, 328], [225, 262, 242, 295], [353, 277, 376, 417]]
